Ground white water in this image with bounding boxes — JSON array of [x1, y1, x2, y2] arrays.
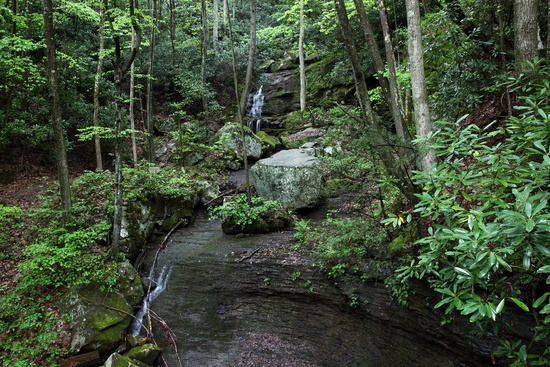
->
[[247, 86, 264, 132], [129, 265, 173, 336]]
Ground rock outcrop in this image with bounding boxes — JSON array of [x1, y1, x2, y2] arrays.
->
[[212, 122, 263, 164], [56, 263, 143, 354], [251, 149, 324, 209]]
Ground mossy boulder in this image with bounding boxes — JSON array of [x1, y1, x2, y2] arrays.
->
[[212, 122, 263, 163], [125, 343, 161, 365], [57, 285, 134, 353], [281, 128, 324, 149], [256, 131, 282, 154], [102, 353, 139, 367]]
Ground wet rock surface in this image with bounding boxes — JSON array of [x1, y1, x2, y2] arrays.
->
[[140, 210, 498, 367]]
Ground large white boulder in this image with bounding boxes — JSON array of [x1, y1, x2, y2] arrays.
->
[[251, 149, 324, 209]]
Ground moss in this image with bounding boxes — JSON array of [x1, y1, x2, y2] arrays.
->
[[256, 131, 281, 153]]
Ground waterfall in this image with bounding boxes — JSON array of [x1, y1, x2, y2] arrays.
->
[[129, 265, 173, 336], [247, 86, 264, 133]]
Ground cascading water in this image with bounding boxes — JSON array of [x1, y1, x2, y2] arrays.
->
[[247, 86, 264, 133], [129, 265, 172, 336]]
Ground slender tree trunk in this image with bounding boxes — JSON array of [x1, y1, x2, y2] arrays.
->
[[169, 0, 175, 52], [201, 0, 209, 133], [146, 0, 156, 162], [514, 0, 538, 70], [213, 0, 219, 53], [43, 0, 71, 219], [109, 0, 141, 256], [129, 29, 138, 165], [226, 0, 251, 201], [298, 0, 306, 112], [239, 0, 256, 120], [93, 0, 106, 171], [405, 0, 435, 172], [352, 0, 390, 103], [378, 0, 406, 139], [333, 0, 375, 124]]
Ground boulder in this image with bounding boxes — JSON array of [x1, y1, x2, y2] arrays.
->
[[256, 131, 282, 154], [120, 194, 198, 259], [125, 343, 161, 365], [212, 122, 263, 162], [102, 353, 139, 367], [251, 149, 324, 209], [57, 285, 134, 353], [260, 71, 300, 117], [281, 127, 324, 149]]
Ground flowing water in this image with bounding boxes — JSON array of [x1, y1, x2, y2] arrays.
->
[[247, 86, 264, 133], [138, 207, 496, 367]]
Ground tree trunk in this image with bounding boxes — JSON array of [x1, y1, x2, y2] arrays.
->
[[213, 0, 219, 53], [202, 0, 209, 133], [239, 0, 256, 120], [93, 0, 106, 171], [146, 0, 156, 162], [129, 29, 138, 165], [43, 0, 71, 219], [514, 0, 538, 70], [298, 0, 306, 112], [333, 0, 375, 124], [108, 0, 141, 257], [377, 0, 406, 139], [405, 0, 435, 172], [226, 0, 251, 202]]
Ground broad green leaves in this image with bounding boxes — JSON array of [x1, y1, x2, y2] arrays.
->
[[394, 66, 550, 364]]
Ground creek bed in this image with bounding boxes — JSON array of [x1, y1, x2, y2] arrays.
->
[[141, 209, 496, 367]]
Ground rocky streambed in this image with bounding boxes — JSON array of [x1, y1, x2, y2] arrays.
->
[[140, 209, 497, 367]]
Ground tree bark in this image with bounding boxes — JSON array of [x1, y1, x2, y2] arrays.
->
[[333, 0, 375, 124], [213, 0, 219, 53], [298, 0, 306, 112], [129, 29, 138, 165], [108, 0, 141, 256], [239, 0, 256, 120], [377, 0, 406, 139], [93, 0, 106, 171], [43, 0, 71, 219], [146, 0, 156, 162], [201, 0, 209, 133], [405, 0, 435, 172], [513, 0, 538, 70]]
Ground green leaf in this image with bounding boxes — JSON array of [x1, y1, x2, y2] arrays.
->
[[535, 244, 550, 257], [537, 265, 550, 273], [434, 297, 454, 309], [510, 297, 530, 312], [525, 218, 535, 232], [533, 293, 549, 308], [496, 298, 505, 314], [454, 267, 472, 277]]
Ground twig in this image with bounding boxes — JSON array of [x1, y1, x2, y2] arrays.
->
[[239, 247, 261, 262], [149, 309, 184, 367], [203, 188, 238, 206]]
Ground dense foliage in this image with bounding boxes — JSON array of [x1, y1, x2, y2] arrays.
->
[[393, 62, 550, 365]]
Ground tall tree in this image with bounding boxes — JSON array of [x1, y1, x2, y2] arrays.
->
[[514, 0, 538, 70], [298, 0, 306, 112], [239, 0, 256, 119], [108, 0, 141, 256], [129, 28, 138, 164], [333, 0, 375, 124], [93, 0, 107, 171], [405, 0, 435, 171], [377, 0, 406, 139], [213, 0, 219, 53], [43, 0, 71, 218], [146, 0, 156, 162]]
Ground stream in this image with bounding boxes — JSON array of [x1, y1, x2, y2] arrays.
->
[[139, 204, 497, 367]]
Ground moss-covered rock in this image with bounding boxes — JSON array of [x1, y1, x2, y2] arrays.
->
[[281, 128, 324, 149], [256, 131, 282, 154], [102, 353, 139, 367], [124, 343, 161, 365], [212, 122, 263, 163], [57, 285, 134, 353], [116, 262, 144, 307]]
